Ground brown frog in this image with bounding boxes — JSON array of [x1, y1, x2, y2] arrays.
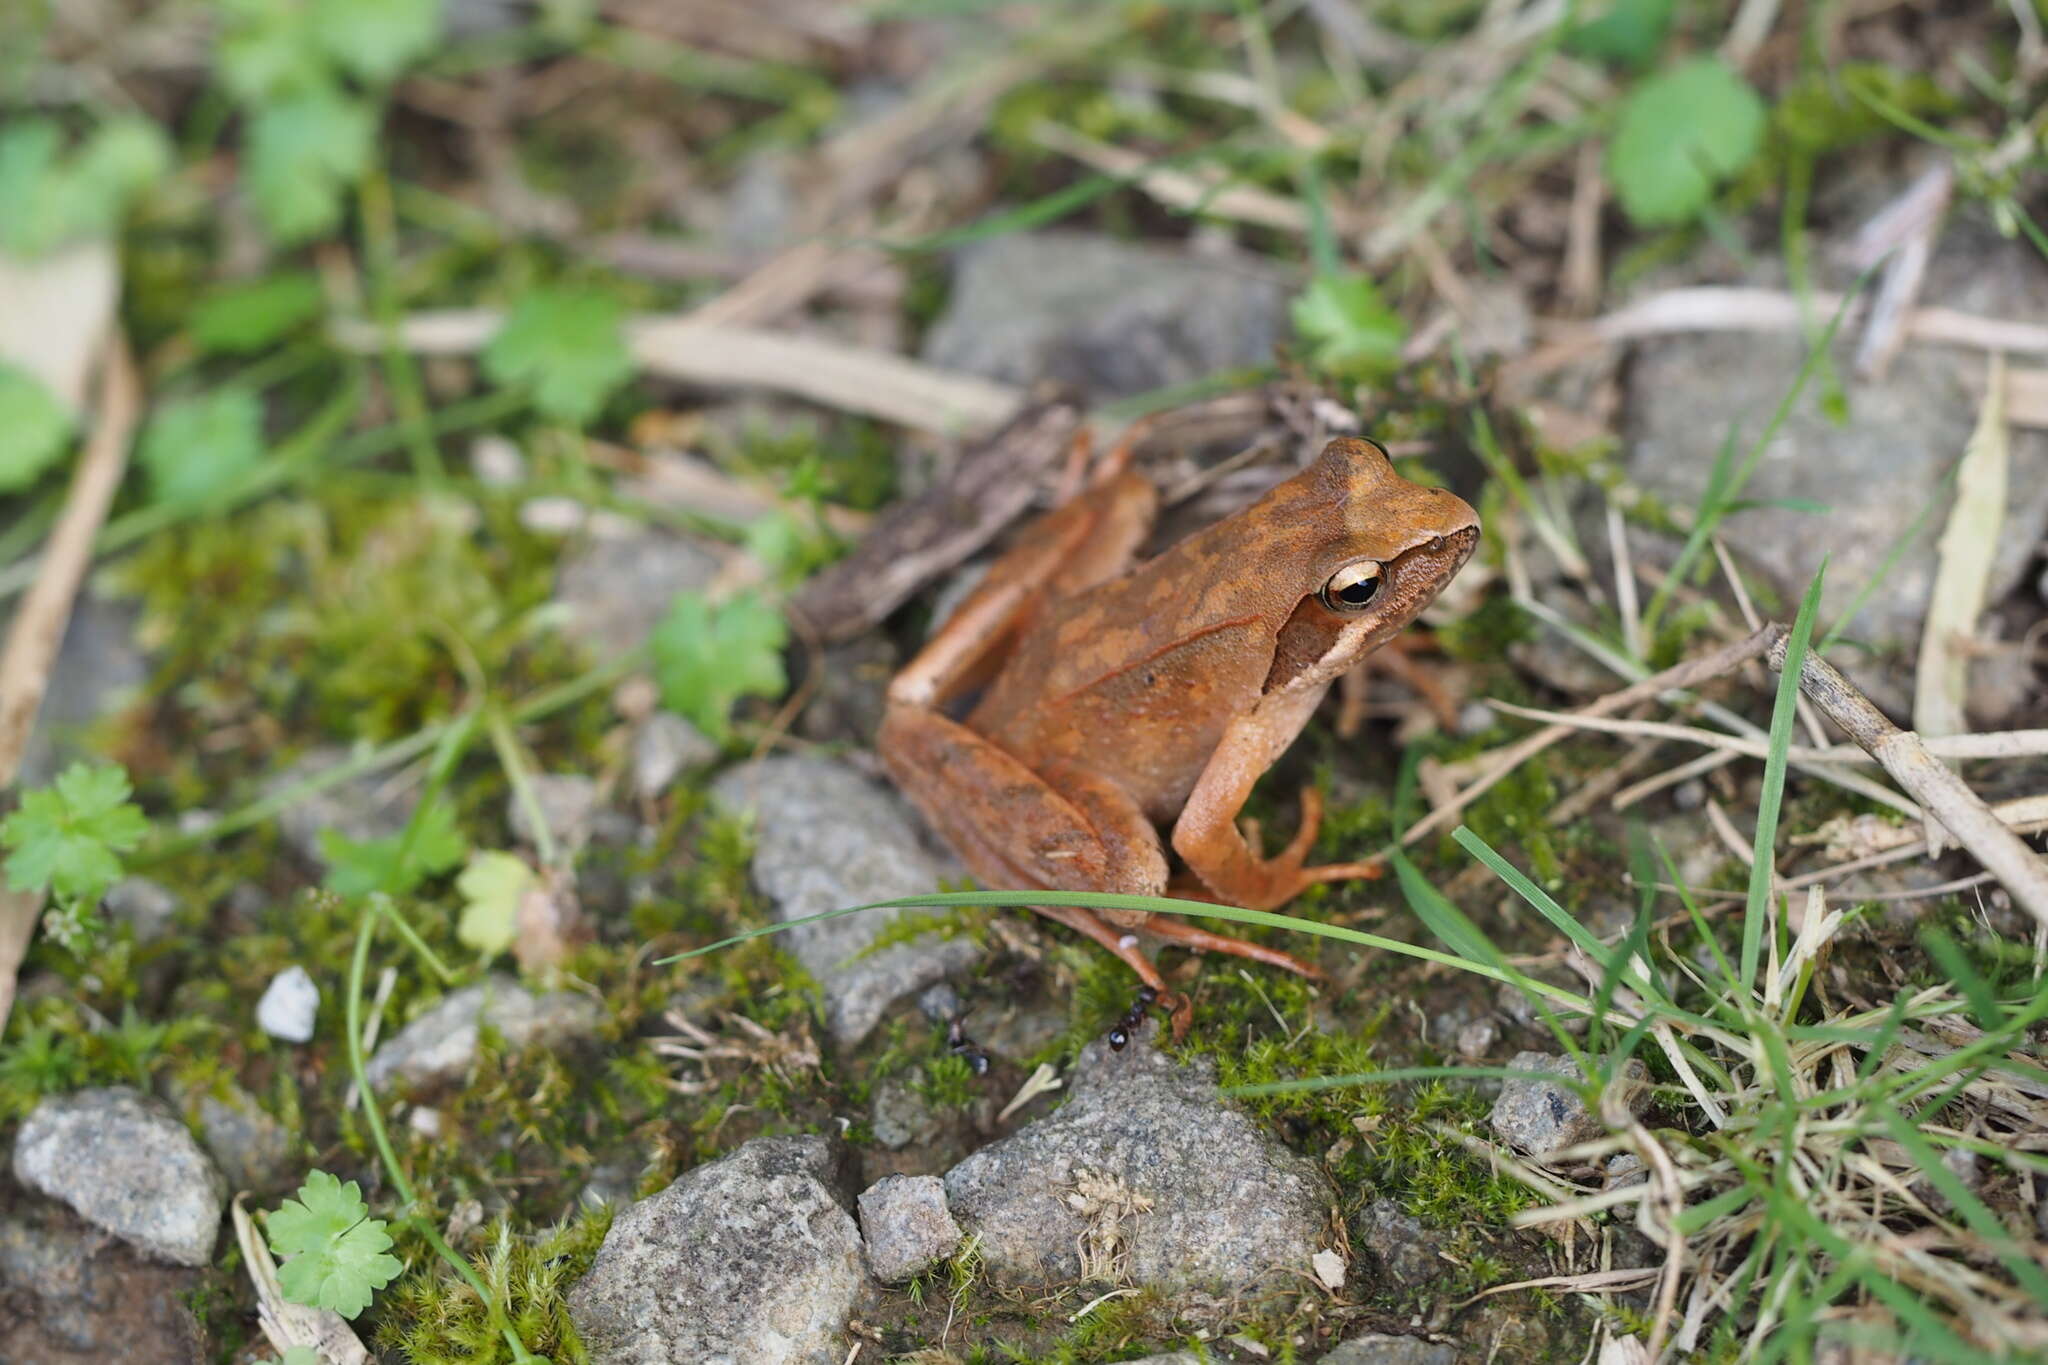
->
[[879, 434, 1479, 1030]]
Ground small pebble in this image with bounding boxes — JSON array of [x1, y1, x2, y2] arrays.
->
[[1671, 779, 1706, 812], [631, 712, 718, 801], [917, 981, 963, 1024], [1454, 1017, 1498, 1061], [858, 1174, 963, 1282], [256, 965, 319, 1044], [409, 1106, 443, 1138], [470, 434, 527, 486], [1457, 701, 1497, 736]]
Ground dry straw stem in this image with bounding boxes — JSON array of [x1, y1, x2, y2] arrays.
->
[[1400, 626, 1779, 849], [1766, 627, 2048, 929], [334, 312, 1025, 436], [1481, 699, 2048, 766], [1915, 353, 2008, 745], [0, 333, 141, 1034]]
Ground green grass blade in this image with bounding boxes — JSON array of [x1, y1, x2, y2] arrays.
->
[[658, 888, 1597, 1013], [1742, 562, 1826, 994]]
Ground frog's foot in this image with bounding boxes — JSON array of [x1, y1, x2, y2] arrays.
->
[[1031, 903, 1191, 1041], [1215, 784, 1386, 909]]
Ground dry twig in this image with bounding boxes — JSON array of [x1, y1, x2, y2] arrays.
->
[[0, 333, 141, 1033], [1767, 629, 2048, 929]]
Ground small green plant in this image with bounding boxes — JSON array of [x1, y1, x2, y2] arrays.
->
[[0, 761, 149, 954], [456, 850, 537, 958], [1290, 272, 1406, 379], [481, 288, 635, 427], [137, 388, 265, 505], [0, 116, 168, 257], [267, 1169, 405, 1318], [213, 0, 443, 242], [1607, 57, 1766, 227], [650, 589, 789, 743], [319, 799, 467, 898]]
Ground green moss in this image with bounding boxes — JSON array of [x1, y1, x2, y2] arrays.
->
[[375, 1207, 611, 1363], [117, 491, 577, 747]]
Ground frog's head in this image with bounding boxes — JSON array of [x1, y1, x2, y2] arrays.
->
[[1256, 438, 1479, 687]]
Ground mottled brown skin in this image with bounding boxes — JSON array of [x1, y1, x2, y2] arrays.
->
[[879, 436, 1480, 1027]]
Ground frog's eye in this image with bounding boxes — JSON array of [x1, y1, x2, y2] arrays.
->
[[1320, 561, 1383, 613]]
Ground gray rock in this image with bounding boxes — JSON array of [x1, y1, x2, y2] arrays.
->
[[1353, 1198, 1444, 1290], [11, 590, 148, 790], [256, 965, 319, 1043], [183, 1083, 295, 1193], [870, 1077, 944, 1152], [721, 150, 797, 255], [1624, 223, 2048, 652], [942, 1025, 1334, 1290], [507, 773, 600, 850], [921, 231, 1292, 398], [103, 877, 180, 944], [268, 746, 418, 867], [554, 531, 721, 661], [365, 976, 604, 1092], [710, 757, 983, 1046], [857, 1173, 961, 1282], [1490, 1051, 1649, 1159], [568, 1134, 867, 1365], [1320, 1332, 1457, 1365], [12, 1087, 226, 1266], [0, 1202, 208, 1363], [632, 711, 719, 800]]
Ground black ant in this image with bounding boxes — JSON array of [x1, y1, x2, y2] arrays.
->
[[946, 1012, 991, 1075], [1106, 985, 1161, 1051]]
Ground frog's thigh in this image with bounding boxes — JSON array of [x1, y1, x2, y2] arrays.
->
[[1036, 759, 1170, 927], [879, 707, 1164, 905]]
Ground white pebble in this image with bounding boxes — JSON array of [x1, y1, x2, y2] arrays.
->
[[256, 965, 320, 1044]]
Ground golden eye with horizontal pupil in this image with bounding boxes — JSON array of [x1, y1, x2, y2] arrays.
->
[[1319, 561, 1383, 612]]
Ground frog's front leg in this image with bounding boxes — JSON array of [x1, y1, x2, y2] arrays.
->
[[1172, 683, 1384, 911]]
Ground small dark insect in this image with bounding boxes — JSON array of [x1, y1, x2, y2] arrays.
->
[[946, 1013, 991, 1075], [1107, 985, 1161, 1051]]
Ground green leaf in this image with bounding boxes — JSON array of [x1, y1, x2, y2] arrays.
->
[[68, 119, 172, 234], [0, 117, 168, 255], [651, 590, 788, 741], [138, 389, 265, 505], [0, 762, 149, 902], [190, 272, 325, 354], [244, 87, 375, 243], [267, 1170, 402, 1319], [312, 0, 442, 84], [482, 288, 633, 426], [282, 1348, 321, 1365], [318, 800, 466, 898], [1290, 273, 1406, 378], [1565, 0, 1674, 69], [0, 121, 67, 255], [1607, 58, 1766, 228], [456, 850, 533, 956], [216, 0, 327, 102], [0, 364, 75, 494]]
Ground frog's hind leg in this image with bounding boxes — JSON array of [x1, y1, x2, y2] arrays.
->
[[880, 708, 1192, 1035]]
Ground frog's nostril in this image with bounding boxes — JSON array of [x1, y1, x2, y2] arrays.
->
[[1428, 536, 1445, 553]]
